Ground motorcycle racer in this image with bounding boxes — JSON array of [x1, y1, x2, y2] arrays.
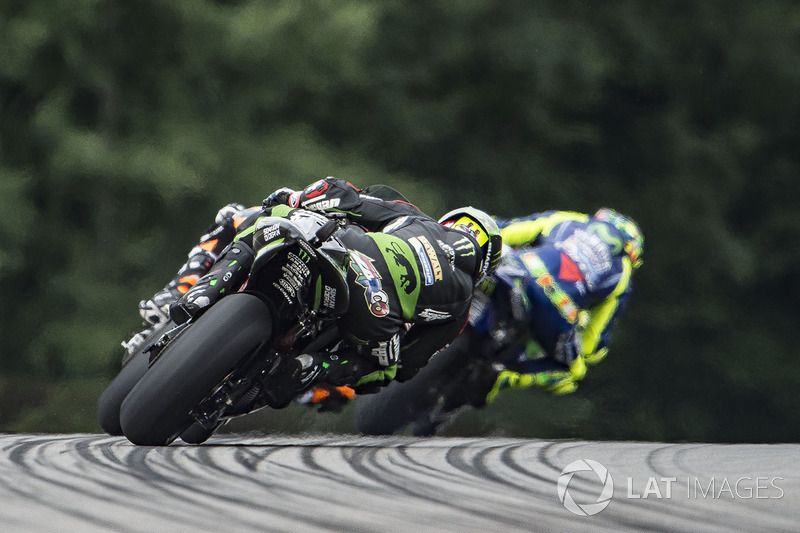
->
[[131, 177, 501, 406], [473, 208, 644, 403]]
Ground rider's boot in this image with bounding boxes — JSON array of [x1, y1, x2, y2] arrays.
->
[[264, 351, 356, 409], [169, 241, 255, 324], [138, 250, 217, 326], [138, 202, 248, 326], [123, 249, 216, 360], [295, 385, 356, 413]]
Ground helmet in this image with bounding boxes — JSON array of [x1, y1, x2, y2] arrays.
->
[[593, 207, 644, 270], [438, 206, 503, 282]]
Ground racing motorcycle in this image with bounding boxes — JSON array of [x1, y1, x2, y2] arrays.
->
[[97, 209, 352, 446], [355, 292, 528, 437]]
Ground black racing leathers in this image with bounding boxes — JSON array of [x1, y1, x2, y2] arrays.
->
[[270, 177, 484, 389]]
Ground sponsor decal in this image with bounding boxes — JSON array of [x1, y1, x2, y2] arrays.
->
[[323, 285, 337, 309], [385, 241, 417, 295], [409, 237, 434, 286], [437, 240, 456, 271], [272, 251, 312, 304], [558, 253, 584, 282], [260, 223, 281, 243], [409, 236, 443, 286], [453, 236, 476, 257], [302, 197, 341, 211], [349, 250, 390, 317], [418, 308, 451, 321], [556, 228, 613, 290], [297, 239, 318, 260]]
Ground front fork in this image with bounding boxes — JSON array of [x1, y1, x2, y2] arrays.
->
[[145, 322, 192, 366], [188, 319, 342, 424]]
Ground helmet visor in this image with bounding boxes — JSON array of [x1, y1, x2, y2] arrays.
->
[[450, 216, 489, 247]]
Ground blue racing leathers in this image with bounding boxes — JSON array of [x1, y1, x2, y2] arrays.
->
[[475, 211, 634, 398]]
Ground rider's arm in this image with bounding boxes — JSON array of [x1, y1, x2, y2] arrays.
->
[[492, 261, 633, 399], [579, 257, 634, 365], [393, 311, 470, 383], [267, 177, 424, 231], [338, 314, 469, 395], [499, 211, 589, 247]]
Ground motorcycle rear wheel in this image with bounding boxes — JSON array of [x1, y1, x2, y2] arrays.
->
[[96, 321, 175, 436], [120, 293, 273, 446]]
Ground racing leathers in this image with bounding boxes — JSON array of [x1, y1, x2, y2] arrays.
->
[[159, 177, 485, 402], [474, 210, 636, 401], [262, 177, 485, 392]]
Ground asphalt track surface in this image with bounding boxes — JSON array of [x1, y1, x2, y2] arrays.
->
[[1, 433, 798, 532]]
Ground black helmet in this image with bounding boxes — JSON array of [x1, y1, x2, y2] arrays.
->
[[438, 206, 503, 282]]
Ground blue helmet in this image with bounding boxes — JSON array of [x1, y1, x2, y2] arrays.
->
[[593, 208, 644, 270]]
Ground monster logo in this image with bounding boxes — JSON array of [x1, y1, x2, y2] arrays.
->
[[385, 242, 417, 295], [349, 250, 390, 317], [453, 237, 476, 257]]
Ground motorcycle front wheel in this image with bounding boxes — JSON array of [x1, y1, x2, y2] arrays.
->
[[120, 293, 273, 446]]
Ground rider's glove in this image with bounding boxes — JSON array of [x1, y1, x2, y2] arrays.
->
[[263, 187, 296, 208], [584, 347, 609, 366], [485, 370, 534, 404], [484, 366, 580, 404]]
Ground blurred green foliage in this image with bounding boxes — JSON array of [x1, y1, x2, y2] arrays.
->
[[1, 1, 798, 442]]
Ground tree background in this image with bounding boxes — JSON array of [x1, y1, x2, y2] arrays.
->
[[1, 0, 798, 442]]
